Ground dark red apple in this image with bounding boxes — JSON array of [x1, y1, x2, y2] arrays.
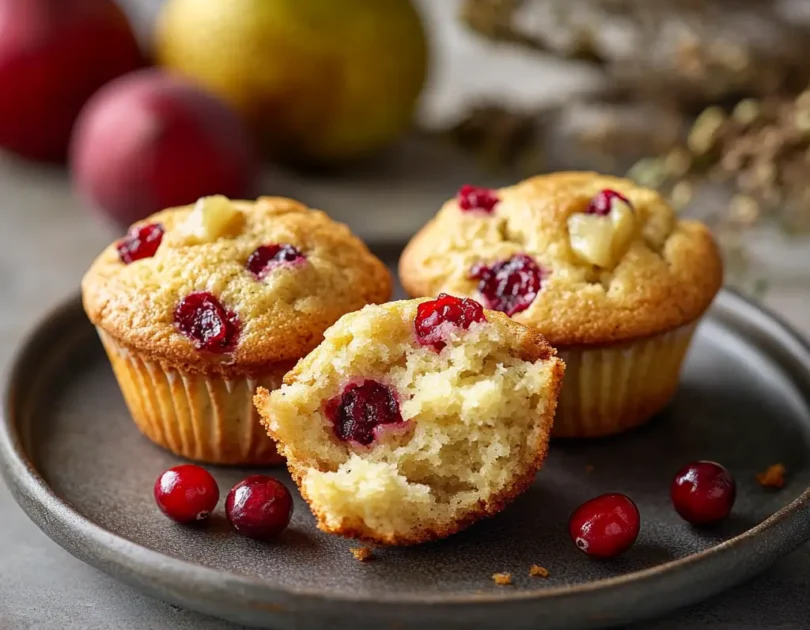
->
[[0, 0, 144, 161], [70, 69, 259, 226]]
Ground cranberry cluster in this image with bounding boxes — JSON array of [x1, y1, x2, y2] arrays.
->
[[154, 459, 736, 552], [469, 254, 545, 316], [457, 184, 499, 214], [174, 292, 241, 353], [246, 243, 305, 279], [154, 465, 292, 539], [586, 189, 632, 216], [325, 380, 404, 446], [414, 293, 485, 351], [117, 223, 164, 264], [570, 461, 736, 558]]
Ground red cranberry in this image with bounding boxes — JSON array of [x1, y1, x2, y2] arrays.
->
[[469, 254, 545, 316], [246, 243, 305, 279], [414, 293, 486, 351], [325, 380, 403, 446], [569, 493, 640, 559], [457, 184, 499, 213], [586, 189, 632, 216], [226, 475, 293, 539], [671, 461, 736, 525], [153, 464, 219, 524], [174, 292, 240, 352], [116, 223, 164, 264]]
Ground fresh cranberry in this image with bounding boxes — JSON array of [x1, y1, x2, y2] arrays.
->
[[586, 189, 632, 216], [469, 254, 545, 316], [569, 493, 640, 559], [671, 461, 736, 525], [325, 380, 403, 446], [174, 292, 240, 352], [457, 184, 499, 213], [246, 243, 305, 279], [116, 223, 164, 264], [414, 293, 486, 351], [226, 475, 293, 539], [153, 464, 219, 524]]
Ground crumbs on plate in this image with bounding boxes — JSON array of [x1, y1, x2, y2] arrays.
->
[[492, 572, 512, 586], [350, 547, 375, 562], [757, 463, 786, 489], [529, 565, 549, 578]]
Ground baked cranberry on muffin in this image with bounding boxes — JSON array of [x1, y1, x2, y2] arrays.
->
[[254, 296, 565, 545], [399, 172, 722, 438], [82, 195, 391, 465]]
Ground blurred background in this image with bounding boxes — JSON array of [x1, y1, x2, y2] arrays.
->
[[2, 2, 810, 627], [2, 0, 810, 347]]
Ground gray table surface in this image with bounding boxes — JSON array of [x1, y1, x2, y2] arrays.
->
[[3, 1, 810, 628]]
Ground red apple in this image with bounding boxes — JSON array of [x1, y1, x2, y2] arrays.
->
[[70, 69, 259, 226], [0, 0, 144, 161]]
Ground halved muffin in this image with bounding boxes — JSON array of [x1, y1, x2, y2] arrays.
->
[[255, 296, 565, 545]]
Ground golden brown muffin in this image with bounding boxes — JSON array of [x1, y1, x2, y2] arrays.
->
[[255, 297, 565, 545], [399, 172, 723, 438], [83, 195, 391, 464]]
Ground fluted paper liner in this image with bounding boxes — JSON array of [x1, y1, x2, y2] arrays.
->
[[97, 328, 285, 465], [553, 323, 697, 438]]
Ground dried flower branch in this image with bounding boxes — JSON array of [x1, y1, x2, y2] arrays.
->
[[461, 0, 810, 108]]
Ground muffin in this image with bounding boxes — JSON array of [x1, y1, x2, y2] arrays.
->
[[82, 195, 391, 465], [399, 172, 723, 438], [254, 295, 565, 545]]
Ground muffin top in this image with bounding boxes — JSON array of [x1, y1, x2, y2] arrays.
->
[[399, 172, 723, 346], [82, 196, 391, 373]]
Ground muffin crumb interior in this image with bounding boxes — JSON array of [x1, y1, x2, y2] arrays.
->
[[256, 300, 563, 544]]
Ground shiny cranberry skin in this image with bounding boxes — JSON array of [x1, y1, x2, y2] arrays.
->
[[116, 223, 164, 264], [469, 254, 545, 316], [569, 493, 640, 558], [457, 184, 499, 213], [174, 292, 240, 352], [226, 475, 293, 539], [586, 189, 632, 216], [246, 243, 305, 279], [154, 465, 219, 524], [671, 461, 736, 525], [415, 293, 486, 351], [325, 380, 403, 446]]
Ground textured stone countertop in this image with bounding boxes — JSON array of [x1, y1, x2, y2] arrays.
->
[[1, 1, 809, 629]]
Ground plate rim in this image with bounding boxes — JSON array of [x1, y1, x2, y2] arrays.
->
[[2, 289, 810, 612]]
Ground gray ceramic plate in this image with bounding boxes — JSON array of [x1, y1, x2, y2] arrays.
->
[[2, 255, 810, 630]]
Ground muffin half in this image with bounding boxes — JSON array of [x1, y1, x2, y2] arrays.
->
[[82, 195, 391, 464], [254, 296, 565, 545], [399, 173, 723, 438]]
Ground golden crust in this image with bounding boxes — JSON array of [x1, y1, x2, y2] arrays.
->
[[82, 197, 392, 375], [399, 172, 723, 346], [254, 299, 565, 546]]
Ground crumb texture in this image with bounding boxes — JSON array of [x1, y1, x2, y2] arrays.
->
[[82, 197, 391, 372], [757, 463, 786, 489], [255, 300, 564, 545], [529, 565, 549, 578], [492, 573, 512, 586], [400, 171, 723, 345], [350, 547, 375, 562]]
